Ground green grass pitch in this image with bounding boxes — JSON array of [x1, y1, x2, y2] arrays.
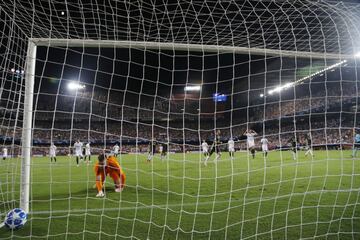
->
[[0, 150, 359, 239]]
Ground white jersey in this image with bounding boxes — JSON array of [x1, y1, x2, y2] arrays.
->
[[246, 133, 256, 148], [3, 148, 8, 157], [228, 140, 235, 152], [159, 145, 163, 153], [113, 145, 120, 154], [74, 142, 83, 156], [260, 138, 269, 151], [49, 144, 57, 157], [201, 142, 209, 153], [85, 143, 91, 156]]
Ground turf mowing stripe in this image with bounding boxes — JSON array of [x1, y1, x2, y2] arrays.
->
[[29, 188, 359, 216]]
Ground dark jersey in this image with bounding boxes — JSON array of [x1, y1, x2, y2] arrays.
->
[[149, 142, 156, 154], [306, 138, 312, 147], [162, 143, 167, 153], [291, 140, 297, 148], [290, 138, 298, 152], [214, 135, 221, 146], [210, 134, 221, 155]]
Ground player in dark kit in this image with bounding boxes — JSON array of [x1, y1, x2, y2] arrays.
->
[[304, 133, 314, 157], [204, 130, 221, 166], [147, 140, 156, 162], [160, 142, 167, 160], [289, 137, 298, 160]]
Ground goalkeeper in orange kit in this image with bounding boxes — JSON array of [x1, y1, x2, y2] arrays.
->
[[94, 154, 126, 197]]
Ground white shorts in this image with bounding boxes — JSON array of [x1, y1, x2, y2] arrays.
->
[[248, 142, 255, 149], [228, 147, 235, 152], [85, 150, 91, 156], [49, 153, 56, 157], [3, 154, 7, 158], [262, 145, 268, 152], [75, 151, 83, 157], [202, 150, 208, 154]]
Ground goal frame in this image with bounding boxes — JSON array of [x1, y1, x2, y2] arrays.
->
[[19, 37, 353, 213]]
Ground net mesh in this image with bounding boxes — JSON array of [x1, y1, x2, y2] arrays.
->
[[0, 0, 359, 239]]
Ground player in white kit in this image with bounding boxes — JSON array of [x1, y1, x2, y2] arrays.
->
[[304, 133, 314, 157], [160, 142, 168, 161], [260, 137, 269, 157], [49, 142, 57, 162], [85, 142, 91, 164], [228, 138, 235, 160], [201, 140, 209, 161], [113, 144, 120, 157], [73, 140, 83, 167], [158, 144, 163, 160], [244, 129, 257, 159], [2, 147, 8, 160]]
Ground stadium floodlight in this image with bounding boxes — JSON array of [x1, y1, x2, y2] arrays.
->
[[268, 60, 347, 95], [260, 94, 264, 97], [355, 52, 360, 58], [268, 83, 294, 95], [67, 82, 85, 90], [184, 85, 201, 91]]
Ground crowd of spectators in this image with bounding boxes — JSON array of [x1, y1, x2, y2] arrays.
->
[[1, 113, 358, 156], [32, 81, 359, 126], [35, 90, 204, 121], [1, 81, 359, 156], [250, 86, 358, 122]]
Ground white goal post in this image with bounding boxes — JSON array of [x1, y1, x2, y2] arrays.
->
[[19, 40, 36, 213]]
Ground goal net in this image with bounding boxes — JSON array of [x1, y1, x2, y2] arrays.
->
[[0, 0, 359, 239]]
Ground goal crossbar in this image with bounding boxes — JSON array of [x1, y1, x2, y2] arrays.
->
[[30, 38, 353, 60]]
